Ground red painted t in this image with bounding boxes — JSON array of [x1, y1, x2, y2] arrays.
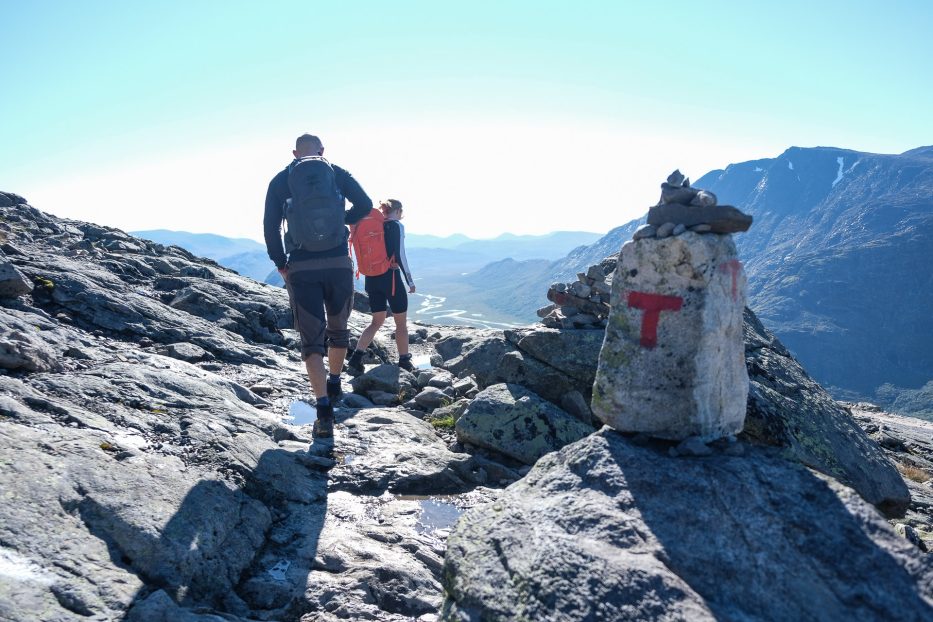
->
[[627, 291, 683, 348]]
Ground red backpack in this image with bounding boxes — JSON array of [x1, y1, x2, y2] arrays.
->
[[349, 208, 395, 277]]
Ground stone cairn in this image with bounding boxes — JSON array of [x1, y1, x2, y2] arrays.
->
[[633, 169, 752, 239], [536, 264, 612, 329], [591, 171, 753, 444]]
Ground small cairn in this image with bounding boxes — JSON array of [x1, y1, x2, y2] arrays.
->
[[632, 169, 752, 240], [537, 263, 612, 329], [592, 170, 753, 443]]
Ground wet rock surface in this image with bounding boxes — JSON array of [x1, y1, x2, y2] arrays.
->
[[441, 429, 933, 621]]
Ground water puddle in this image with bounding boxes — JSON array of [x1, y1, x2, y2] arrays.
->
[[411, 354, 433, 370], [286, 400, 317, 426], [395, 495, 465, 535]]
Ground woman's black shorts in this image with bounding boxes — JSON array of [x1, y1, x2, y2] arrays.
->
[[364, 269, 408, 313]]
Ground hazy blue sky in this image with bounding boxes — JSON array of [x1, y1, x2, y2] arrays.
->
[[2, 1, 931, 239]]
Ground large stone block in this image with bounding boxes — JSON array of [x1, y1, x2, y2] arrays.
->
[[592, 232, 748, 440], [456, 383, 592, 465]]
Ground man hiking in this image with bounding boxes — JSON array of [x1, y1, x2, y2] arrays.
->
[[263, 133, 373, 438]]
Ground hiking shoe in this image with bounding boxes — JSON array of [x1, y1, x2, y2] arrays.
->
[[313, 403, 335, 439], [398, 353, 415, 372], [326, 375, 343, 401], [345, 351, 366, 377]]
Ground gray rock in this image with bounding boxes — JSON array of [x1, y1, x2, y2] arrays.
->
[[441, 429, 933, 621], [0, 313, 61, 372], [368, 390, 400, 406], [0, 259, 33, 298], [430, 398, 471, 423], [427, 371, 455, 389], [455, 384, 593, 465], [445, 336, 517, 387], [341, 393, 376, 409], [571, 313, 598, 327], [560, 390, 593, 425], [161, 341, 209, 362], [415, 387, 451, 410], [895, 523, 928, 552], [632, 224, 656, 240], [672, 223, 687, 235], [494, 350, 578, 405], [656, 221, 676, 238], [690, 223, 713, 233], [452, 376, 478, 398], [505, 327, 604, 388], [586, 265, 605, 282], [690, 189, 718, 207], [569, 281, 591, 298], [647, 203, 753, 233], [350, 363, 418, 399], [535, 303, 557, 318], [559, 305, 579, 317], [417, 369, 438, 388]]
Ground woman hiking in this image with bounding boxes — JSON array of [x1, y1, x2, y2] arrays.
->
[[346, 199, 416, 374]]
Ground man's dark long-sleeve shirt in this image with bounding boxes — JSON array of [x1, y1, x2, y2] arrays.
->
[[263, 160, 372, 269]]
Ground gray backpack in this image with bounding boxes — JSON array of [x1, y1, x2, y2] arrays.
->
[[285, 157, 346, 252]]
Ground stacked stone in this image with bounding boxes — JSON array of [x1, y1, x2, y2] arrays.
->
[[537, 264, 612, 329], [632, 169, 752, 241]]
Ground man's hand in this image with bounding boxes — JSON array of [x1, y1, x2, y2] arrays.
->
[[409, 285, 416, 294], [278, 267, 288, 280]]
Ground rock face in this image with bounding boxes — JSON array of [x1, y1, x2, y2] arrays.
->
[[455, 384, 593, 465], [744, 309, 910, 514], [593, 232, 748, 440], [0, 195, 502, 621], [441, 429, 933, 621], [0, 193, 927, 621]]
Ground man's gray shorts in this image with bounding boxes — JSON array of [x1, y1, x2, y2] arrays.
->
[[284, 255, 354, 360]]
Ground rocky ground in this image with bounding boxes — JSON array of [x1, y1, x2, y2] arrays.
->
[[0, 192, 931, 621]]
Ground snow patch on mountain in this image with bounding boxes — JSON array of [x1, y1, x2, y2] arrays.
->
[[832, 157, 846, 187]]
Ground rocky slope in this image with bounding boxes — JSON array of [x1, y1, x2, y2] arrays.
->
[[0, 191, 930, 621]]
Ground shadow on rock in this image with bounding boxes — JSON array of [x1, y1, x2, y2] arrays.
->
[[68, 445, 333, 621], [441, 431, 933, 621]]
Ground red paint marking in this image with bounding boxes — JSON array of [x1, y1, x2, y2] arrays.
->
[[719, 260, 743, 301], [627, 291, 683, 348]]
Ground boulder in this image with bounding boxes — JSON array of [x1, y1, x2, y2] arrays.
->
[[743, 308, 910, 514], [505, 327, 604, 386], [0, 259, 33, 298], [160, 342, 209, 362], [415, 386, 450, 410], [495, 350, 578, 405], [445, 337, 516, 386], [441, 429, 933, 621], [350, 363, 417, 399], [455, 384, 593, 465], [592, 232, 748, 441]]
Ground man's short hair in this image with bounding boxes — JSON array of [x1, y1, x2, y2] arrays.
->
[[295, 133, 323, 152]]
